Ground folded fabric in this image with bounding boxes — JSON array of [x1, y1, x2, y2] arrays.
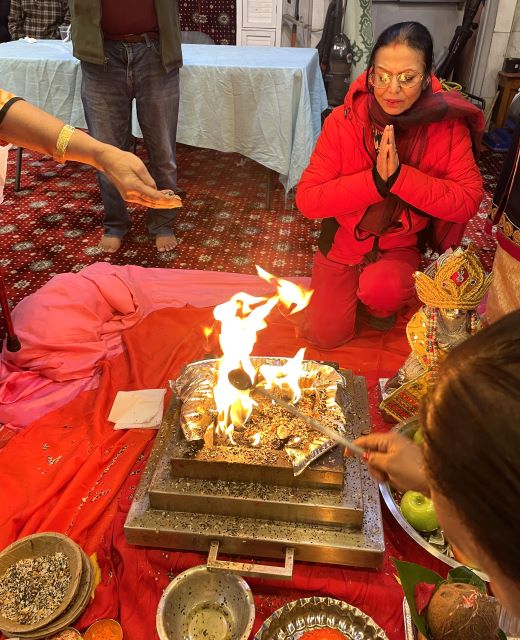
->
[[108, 389, 166, 429]]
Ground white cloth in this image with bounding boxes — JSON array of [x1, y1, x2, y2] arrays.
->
[[0, 41, 327, 191], [108, 389, 167, 430]]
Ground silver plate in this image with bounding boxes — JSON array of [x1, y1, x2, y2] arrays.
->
[[379, 417, 488, 581], [255, 597, 388, 639]]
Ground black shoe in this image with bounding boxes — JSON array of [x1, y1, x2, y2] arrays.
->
[[174, 188, 187, 199], [366, 313, 397, 331]]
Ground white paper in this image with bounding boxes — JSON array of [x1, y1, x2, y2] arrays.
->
[[109, 388, 166, 430]]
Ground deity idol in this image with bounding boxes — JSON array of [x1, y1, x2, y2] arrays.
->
[[380, 245, 492, 422]]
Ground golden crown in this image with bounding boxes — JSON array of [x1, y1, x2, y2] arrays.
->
[[414, 246, 492, 310]]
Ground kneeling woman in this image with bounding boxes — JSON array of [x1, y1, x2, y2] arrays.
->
[[296, 21, 484, 348]]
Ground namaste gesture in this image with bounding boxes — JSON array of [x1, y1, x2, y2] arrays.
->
[[376, 124, 400, 182]]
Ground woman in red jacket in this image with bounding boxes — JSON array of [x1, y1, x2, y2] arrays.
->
[[296, 22, 484, 348]]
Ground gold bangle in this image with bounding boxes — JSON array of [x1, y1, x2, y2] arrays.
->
[[54, 124, 75, 163]]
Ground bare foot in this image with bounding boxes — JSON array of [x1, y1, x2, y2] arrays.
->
[[156, 235, 178, 252], [99, 235, 122, 253]]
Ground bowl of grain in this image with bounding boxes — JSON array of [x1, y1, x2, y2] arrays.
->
[[0, 532, 83, 635], [156, 565, 255, 640]]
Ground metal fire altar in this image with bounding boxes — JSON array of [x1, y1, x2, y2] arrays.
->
[[124, 358, 385, 578]]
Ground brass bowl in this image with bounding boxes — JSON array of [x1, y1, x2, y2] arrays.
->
[[156, 565, 255, 640], [83, 619, 123, 640]]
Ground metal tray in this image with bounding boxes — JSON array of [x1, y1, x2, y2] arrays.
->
[[378, 417, 488, 581], [255, 597, 388, 639], [125, 373, 385, 572]]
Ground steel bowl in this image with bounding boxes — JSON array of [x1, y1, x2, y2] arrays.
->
[[379, 416, 488, 580], [156, 565, 255, 640]]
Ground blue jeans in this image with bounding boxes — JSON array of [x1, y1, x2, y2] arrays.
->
[[80, 39, 180, 238]]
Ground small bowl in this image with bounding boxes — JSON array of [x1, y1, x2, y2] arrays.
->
[[83, 619, 123, 640], [156, 566, 255, 640]]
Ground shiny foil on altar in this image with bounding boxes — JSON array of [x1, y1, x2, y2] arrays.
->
[[170, 357, 350, 475]]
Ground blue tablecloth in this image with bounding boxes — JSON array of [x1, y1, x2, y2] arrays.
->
[[0, 40, 327, 190]]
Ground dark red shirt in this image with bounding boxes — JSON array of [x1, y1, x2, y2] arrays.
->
[[101, 0, 158, 38]]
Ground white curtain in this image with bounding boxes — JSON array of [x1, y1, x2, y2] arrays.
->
[[343, 0, 373, 80]]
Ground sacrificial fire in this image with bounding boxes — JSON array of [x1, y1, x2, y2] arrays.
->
[[173, 266, 348, 475], [207, 266, 312, 447]]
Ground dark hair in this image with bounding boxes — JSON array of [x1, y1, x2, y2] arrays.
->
[[367, 22, 434, 79], [421, 309, 520, 582]]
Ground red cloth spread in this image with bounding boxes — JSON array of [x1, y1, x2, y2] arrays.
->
[[0, 305, 449, 640], [101, 0, 158, 38]]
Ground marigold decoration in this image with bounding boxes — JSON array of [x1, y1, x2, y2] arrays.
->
[[381, 244, 492, 422]]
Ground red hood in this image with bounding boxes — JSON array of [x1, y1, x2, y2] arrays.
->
[[343, 71, 444, 117]]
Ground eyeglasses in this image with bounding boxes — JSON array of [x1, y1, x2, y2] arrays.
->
[[369, 71, 424, 89]]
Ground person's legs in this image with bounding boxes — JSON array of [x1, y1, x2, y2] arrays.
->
[[358, 247, 420, 320], [80, 41, 134, 251], [134, 40, 180, 251], [303, 250, 360, 349]]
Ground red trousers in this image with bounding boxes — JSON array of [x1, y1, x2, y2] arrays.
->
[[304, 248, 420, 349]]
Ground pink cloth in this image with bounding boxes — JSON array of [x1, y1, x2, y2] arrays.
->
[[0, 263, 309, 427]]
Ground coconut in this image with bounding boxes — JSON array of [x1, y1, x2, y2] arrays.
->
[[426, 583, 499, 640]]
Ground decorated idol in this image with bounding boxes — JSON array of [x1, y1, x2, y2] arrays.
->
[[381, 244, 492, 422]]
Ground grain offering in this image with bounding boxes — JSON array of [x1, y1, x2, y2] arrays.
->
[[0, 552, 70, 624]]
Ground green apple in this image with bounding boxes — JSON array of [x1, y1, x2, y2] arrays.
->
[[413, 428, 424, 446], [400, 490, 439, 533]]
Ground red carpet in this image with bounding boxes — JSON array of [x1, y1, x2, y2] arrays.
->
[[0, 142, 502, 324]]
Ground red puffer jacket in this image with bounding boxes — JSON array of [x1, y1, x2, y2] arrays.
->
[[296, 73, 484, 265]]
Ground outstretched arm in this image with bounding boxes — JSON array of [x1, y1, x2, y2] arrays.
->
[[0, 97, 182, 209]]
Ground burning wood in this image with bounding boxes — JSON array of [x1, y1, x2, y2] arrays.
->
[[206, 267, 313, 446], [173, 357, 349, 476], [171, 268, 349, 476]]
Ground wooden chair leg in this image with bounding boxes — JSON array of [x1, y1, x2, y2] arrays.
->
[[14, 147, 23, 192]]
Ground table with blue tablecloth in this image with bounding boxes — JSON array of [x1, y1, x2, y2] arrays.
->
[[0, 40, 327, 191]]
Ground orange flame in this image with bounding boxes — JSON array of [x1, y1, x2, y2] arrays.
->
[[212, 271, 312, 445], [256, 266, 313, 314], [259, 347, 306, 404]]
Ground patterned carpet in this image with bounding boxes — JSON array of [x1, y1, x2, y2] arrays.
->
[[0, 142, 504, 333]]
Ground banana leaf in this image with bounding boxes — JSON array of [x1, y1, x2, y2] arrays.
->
[[393, 558, 443, 637], [393, 558, 499, 639], [446, 565, 487, 592]]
